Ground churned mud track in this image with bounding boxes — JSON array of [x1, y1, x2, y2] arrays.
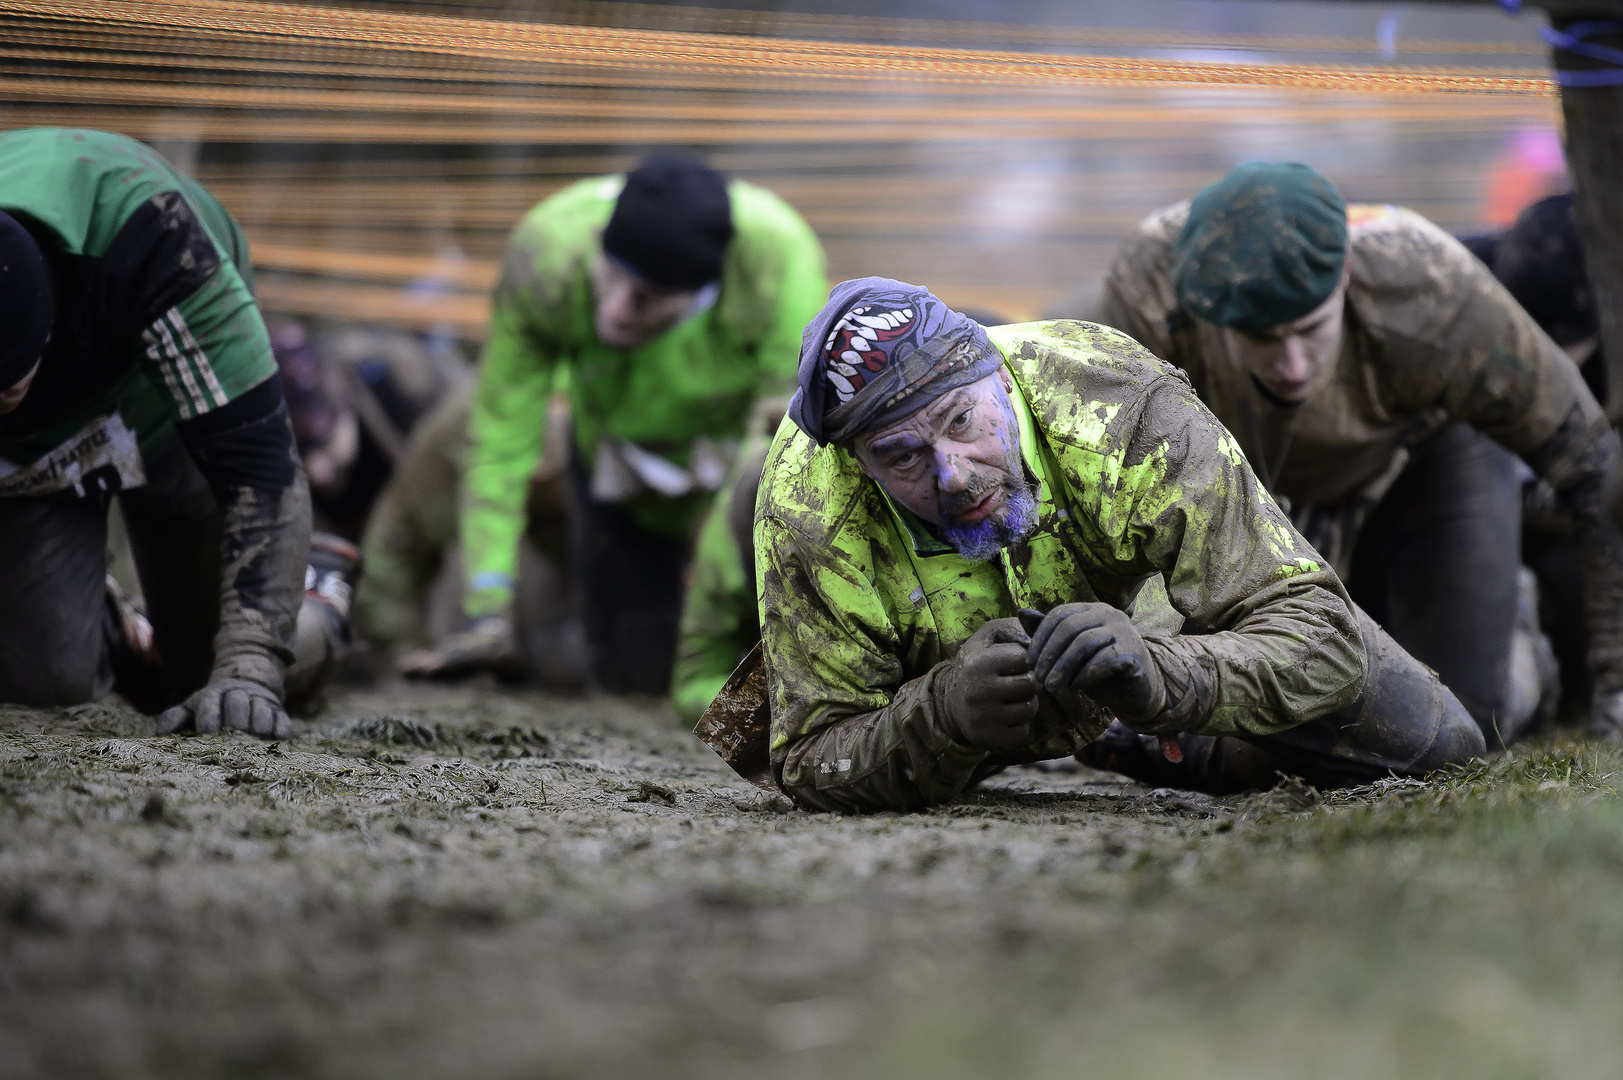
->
[[2, 686, 1621, 1080]]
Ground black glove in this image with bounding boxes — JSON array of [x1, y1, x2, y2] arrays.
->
[[937, 618, 1039, 752], [157, 678, 292, 739], [1024, 603, 1166, 727]]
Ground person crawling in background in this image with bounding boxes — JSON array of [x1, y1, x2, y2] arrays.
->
[[754, 277, 1483, 813], [0, 127, 354, 737], [1096, 163, 1623, 749], [403, 154, 827, 694]]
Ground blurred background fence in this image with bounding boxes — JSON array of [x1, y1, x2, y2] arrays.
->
[[0, 0, 1566, 335]]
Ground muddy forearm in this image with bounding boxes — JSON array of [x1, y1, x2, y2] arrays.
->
[[1561, 446, 1623, 697], [176, 376, 310, 695], [1531, 410, 1623, 695], [210, 472, 310, 691], [777, 664, 986, 814], [1142, 580, 1366, 738]]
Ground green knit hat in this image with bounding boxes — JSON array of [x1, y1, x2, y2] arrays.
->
[[1171, 162, 1348, 333]]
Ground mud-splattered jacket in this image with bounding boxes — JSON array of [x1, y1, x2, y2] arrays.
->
[[757, 321, 1367, 813], [1098, 201, 1623, 694], [0, 128, 306, 696], [671, 444, 768, 727], [462, 176, 827, 618]]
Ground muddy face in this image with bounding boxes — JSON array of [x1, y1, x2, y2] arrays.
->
[[588, 251, 703, 349], [1220, 268, 1349, 403], [852, 370, 1036, 558]]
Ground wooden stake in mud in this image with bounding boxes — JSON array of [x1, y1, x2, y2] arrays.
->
[[1546, 10, 1623, 420]]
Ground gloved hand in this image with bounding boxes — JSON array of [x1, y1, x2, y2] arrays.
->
[[157, 678, 292, 739], [396, 615, 525, 681], [1025, 603, 1166, 728], [936, 618, 1039, 752]]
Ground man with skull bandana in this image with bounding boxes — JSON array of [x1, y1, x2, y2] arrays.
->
[[755, 277, 1484, 813]]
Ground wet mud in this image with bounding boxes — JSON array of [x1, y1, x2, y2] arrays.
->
[[3, 686, 1622, 1079]]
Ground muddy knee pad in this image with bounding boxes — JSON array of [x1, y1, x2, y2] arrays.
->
[[1258, 608, 1485, 785]]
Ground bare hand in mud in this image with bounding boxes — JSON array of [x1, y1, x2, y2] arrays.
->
[[1024, 603, 1166, 726], [157, 678, 292, 740], [939, 617, 1038, 751]]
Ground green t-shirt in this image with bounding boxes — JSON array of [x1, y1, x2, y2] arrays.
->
[[0, 127, 275, 497], [461, 174, 828, 617]]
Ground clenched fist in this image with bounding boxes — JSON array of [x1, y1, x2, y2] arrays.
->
[[937, 618, 1039, 752], [1024, 603, 1166, 727]]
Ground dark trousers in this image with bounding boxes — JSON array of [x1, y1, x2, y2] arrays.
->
[[1345, 422, 1522, 745], [568, 455, 690, 695], [0, 442, 220, 708]]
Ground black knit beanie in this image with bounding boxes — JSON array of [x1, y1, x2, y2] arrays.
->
[[601, 155, 733, 290], [0, 210, 53, 389]]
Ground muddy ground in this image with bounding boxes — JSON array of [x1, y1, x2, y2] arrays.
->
[[2, 683, 1622, 1080]]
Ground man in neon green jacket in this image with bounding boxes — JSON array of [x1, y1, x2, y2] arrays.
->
[[404, 155, 826, 692], [759, 278, 1484, 812]]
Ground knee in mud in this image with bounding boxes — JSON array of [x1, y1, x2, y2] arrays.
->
[[1413, 689, 1487, 772]]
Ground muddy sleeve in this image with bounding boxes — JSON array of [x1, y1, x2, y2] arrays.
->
[[759, 517, 987, 812], [354, 480, 435, 652], [1541, 412, 1623, 696], [1370, 227, 1606, 467], [175, 374, 310, 695], [671, 474, 761, 727], [461, 297, 557, 619], [1365, 234, 1623, 693], [751, 216, 829, 400], [1075, 375, 1367, 736], [356, 385, 471, 651], [1095, 220, 1180, 362]]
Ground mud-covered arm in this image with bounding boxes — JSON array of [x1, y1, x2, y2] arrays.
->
[[461, 297, 557, 619], [1369, 230, 1623, 697], [759, 517, 986, 813], [175, 373, 310, 695], [672, 473, 762, 727], [1064, 374, 1367, 736], [1533, 410, 1623, 699]]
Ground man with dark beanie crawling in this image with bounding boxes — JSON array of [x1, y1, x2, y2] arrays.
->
[[0, 127, 350, 737], [403, 155, 826, 691], [1097, 162, 1623, 749], [755, 278, 1483, 813]]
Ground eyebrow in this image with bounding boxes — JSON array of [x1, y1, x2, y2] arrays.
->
[[864, 388, 977, 458]]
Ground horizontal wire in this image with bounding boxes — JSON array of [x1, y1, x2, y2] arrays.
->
[[2, 0, 1559, 95]]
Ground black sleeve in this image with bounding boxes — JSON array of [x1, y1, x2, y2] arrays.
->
[[98, 192, 223, 343], [174, 373, 298, 500]]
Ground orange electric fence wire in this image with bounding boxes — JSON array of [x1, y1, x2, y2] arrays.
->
[[0, 0, 1558, 96]]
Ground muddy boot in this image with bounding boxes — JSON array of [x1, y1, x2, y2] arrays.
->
[[285, 533, 361, 712], [1077, 721, 1286, 794]]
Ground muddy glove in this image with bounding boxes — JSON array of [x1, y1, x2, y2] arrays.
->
[[935, 617, 1039, 752], [1026, 602, 1167, 729], [397, 615, 525, 680], [157, 676, 292, 739]]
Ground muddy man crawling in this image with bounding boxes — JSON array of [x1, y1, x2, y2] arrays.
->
[[0, 128, 352, 736], [751, 277, 1484, 813]]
